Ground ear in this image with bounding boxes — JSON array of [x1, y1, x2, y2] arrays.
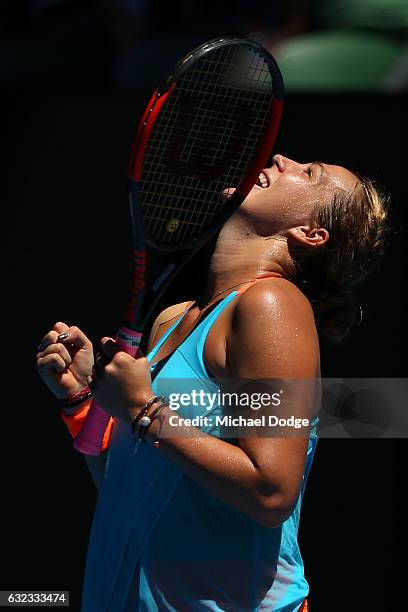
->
[[286, 225, 329, 256]]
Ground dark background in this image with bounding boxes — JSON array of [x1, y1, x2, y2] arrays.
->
[[3, 2, 407, 611]]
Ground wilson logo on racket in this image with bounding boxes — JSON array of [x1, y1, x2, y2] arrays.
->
[[162, 97, 254, 181], [166, 218, 180, 233]]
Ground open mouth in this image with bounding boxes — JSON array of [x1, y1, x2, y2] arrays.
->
[[255, 172, 270, 188], [222, 169, 272, 200]]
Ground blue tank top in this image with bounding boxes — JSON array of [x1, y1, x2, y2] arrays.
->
[[136, 289, 318, 611]]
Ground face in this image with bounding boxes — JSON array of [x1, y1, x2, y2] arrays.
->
[[227, 154, 360, 235]]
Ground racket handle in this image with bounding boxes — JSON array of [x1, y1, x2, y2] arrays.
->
[[73, 327, 143, 455]]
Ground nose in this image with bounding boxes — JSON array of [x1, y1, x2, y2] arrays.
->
[[272, 154, 291, 171], [272, 154, 304, 172]]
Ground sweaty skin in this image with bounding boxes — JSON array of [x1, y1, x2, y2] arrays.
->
[[37, 154, 360, 524], [115, 154, 358, 525]]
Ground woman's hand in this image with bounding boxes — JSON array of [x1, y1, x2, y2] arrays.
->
[[91, 337, 154, 424], [36, 322, 94, 399]]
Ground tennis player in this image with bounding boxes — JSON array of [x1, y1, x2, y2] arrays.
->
[[36, 154, 388, 611]]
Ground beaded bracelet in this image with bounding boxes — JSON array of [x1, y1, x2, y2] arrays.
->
[[130, 395, 166, 453], [137, 402, 168, 445], [151, 404, 169, 449], [134, 404, 167, 452], [130, 395, 165, 437]]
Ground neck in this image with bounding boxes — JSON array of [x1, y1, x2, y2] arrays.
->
[[199, 221, 294, 309]]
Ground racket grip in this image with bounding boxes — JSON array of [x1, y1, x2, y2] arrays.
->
[[73, 327, 143, 455]]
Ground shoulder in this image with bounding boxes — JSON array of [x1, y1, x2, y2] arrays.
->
[[227, 278, 319, 378], [146, 300, 194, 352], [232, 277, 315, 328]]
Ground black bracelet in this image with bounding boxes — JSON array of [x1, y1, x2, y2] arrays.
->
[[60, 390, 93, 408]]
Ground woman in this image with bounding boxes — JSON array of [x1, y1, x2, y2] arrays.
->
[[36, 154, 388, 611]]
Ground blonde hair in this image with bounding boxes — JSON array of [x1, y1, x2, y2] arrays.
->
[[298, 174, 390, 341]]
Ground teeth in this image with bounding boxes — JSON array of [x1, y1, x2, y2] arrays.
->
[[259, 172, 269, 188]]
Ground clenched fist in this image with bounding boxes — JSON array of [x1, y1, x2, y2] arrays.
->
[[91, 337, 154, 424], [36, 321, 94, 400]]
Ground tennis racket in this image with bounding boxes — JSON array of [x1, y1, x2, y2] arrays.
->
[[73, 35, 284, 455]]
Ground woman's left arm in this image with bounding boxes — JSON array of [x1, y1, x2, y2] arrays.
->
[[94, 282, 320, 528]]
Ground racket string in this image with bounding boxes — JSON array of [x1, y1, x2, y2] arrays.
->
[[137, 43, 278, 244]]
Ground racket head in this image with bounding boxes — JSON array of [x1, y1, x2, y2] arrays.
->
[[128, 36, 284, 253]]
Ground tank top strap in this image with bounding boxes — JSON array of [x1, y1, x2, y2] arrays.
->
[[234, 272, 283, 295], [147, 274, 282, 367], [187, 273, 284, 341], [177, 274, 284, 379]]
